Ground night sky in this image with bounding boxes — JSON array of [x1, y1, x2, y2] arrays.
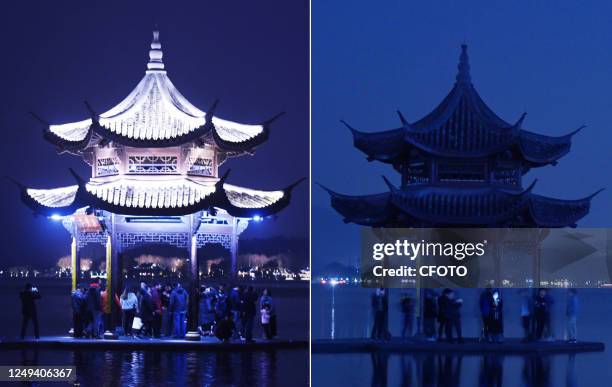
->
[[0, 1, 308, 268], [313, 1, 612, 269]]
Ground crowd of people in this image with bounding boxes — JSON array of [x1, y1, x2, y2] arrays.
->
[[67, 280, 279, 342], [198, 285, 277, 342], [372, 287, 580, 343]]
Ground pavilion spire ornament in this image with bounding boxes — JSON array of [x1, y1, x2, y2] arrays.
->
[[456, 44, 471, 84], [147, 30, 165, 71]]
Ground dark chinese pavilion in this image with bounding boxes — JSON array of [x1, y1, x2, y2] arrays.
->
[[323, 45, 600, 228], [13, 31, 302, 339]]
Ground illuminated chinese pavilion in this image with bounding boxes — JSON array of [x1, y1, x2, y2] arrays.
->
[[14, 31, 302, 338], [323, 45, 600, 228]]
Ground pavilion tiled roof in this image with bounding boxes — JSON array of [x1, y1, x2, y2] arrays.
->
[[40, 31, 276, 153], [345, 45, 582, 168], [323, 181, 600, 228], [19, 172, 301, 218]]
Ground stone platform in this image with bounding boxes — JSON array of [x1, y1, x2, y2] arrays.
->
[[312, 338, 605, 354], [0, 336, 308, 351]]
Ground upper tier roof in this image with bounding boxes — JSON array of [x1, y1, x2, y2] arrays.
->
[[17, 172, 303, 218], [346, 45, 583, 167], [41, 31, 277, 152]]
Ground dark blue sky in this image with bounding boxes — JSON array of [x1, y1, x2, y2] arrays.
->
[[0, 0, 308, 267], [313, 0, 612, 268]]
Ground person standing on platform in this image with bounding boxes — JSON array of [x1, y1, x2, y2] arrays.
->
[[566, 289, 579, 343], [534, 288, 551, 341], [423, 289, 438, 341], [199, 287, 216, 336], [169, 283, 189, 338], [442, 289, 463, 343], [400, 293, 415, 339], [151, 284, 163, 338], [260, 288, 277, 339], [85, 284, 102, 339], [138, 284, 154, 338], [230, 286, 244, 339], [479, 286, 493, 342], [370, 288, 386, 341], [71, 286, 86, 338], [242, 286, 257, 342], [489, 290, 504, 343], [161, 284, 172, 337], [519, 289, 533, 341], [100, 284, 111, 334], [437, 290, 449, 341], [120, 287, 138, 337], [20, 283, 41, 340]]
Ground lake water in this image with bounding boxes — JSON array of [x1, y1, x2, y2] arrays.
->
[[0, 348, 308, 386], [312, 285, 612, 386], [0, 279, 309, 386]]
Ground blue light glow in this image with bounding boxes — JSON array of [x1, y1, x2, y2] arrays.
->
[[252, 215, 263, 222], [50, 214, 63, 221]]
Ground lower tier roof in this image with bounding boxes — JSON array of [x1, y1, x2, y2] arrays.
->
[[322, 183, 601, 228], [16, 173, 303, 218]]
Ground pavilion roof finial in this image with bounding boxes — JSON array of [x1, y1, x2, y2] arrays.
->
[[147, 30, 165, 71], [456, 44, 471, 84]]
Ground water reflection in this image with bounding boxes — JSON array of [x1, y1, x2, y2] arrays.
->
[[354, 352, 578, 387], [2, 348, 304, 386], [479, 355, 503, 387]]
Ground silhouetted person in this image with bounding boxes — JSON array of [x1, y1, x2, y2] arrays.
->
[[229, 286, 244, 339], [423, 290, 438, 340], [519, 289, 533, 341], [85, 285, 102, 338], [169, 283, 189, 338], [371, 288, 387, 340], [138, 284, 154, 338], [119, 287, 138, 336], [479, 286, 493, 341], [215, 314, 234, 343], [161, 284, 172, 337], [199, 287, 216, 336], [260, 288, 276, 339], [261, 303, 273, 340], [71, 286, 86, 338], [400, 293, 415, 339], [20, 283, 41, 339], [488, 290, 504, 343], [242, 286, 257, 342], [441, 289, 463, 343], [566, 289, 578, 343], [533, 289, 551, 341], [151, 284, 162, 338], [437, 291, 448, 341]]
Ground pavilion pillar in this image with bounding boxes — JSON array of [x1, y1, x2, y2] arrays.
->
[[186, 234, 200, 341], [109, 214, 122, 335], [71, 237, 78, 292], [230, 219, 239, 278], [104, 235, 118, 339]]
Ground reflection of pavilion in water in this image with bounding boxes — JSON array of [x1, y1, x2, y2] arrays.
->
[[12, 31, 301, 339]]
